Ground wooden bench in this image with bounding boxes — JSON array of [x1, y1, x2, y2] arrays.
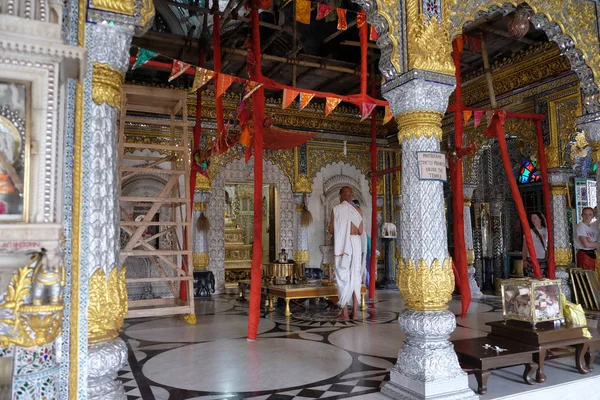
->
[[267, 283, 367, 316], [452, 337, 539, 395]]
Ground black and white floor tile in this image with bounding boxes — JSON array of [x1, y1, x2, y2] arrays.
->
[[118, 291, 599, 400]]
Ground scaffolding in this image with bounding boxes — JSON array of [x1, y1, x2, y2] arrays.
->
[[118, 84, 195, 318]]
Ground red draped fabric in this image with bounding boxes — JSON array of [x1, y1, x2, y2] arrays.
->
[[262, 128, 314, 149], [485, 114, 542, 278], [451, 39, 471, 317], [247, 7, 265, 341], [536, 120, 555, 278]]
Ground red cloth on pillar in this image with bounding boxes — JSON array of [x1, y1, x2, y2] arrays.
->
[[247, 7, 265, 341], [485, 113, 542, 278], [535, 120, 555, 278]]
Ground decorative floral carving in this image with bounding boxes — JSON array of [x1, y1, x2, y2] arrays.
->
[[396, 258, 454, 311], [87, 267, 128, 344]]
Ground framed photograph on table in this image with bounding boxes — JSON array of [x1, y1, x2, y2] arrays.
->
[[0, 80, 30, 222]]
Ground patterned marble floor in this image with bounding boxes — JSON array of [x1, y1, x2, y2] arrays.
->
[[118, 290, 600, 400]]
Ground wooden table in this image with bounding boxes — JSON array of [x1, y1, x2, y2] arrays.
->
[[487, 320, 591, 382], [452, 337, 538, 395], [268, 283, 367, 316]]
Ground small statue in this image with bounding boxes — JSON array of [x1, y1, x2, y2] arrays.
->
[[31, 249, 64, 306]]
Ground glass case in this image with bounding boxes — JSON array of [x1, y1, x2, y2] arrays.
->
[[501, 278, 563, 326]]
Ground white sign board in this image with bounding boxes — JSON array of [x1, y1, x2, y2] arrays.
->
[[417, 152, 447, 182]]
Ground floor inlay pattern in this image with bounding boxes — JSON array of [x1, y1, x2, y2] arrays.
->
[[118, 291, 599, 399]]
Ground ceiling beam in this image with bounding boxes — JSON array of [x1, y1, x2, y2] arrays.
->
[[323, 20, 357, 43], [478, 23, 537, 45]]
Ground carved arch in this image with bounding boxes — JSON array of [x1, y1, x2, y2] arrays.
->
[[448, 1, 600, 113]]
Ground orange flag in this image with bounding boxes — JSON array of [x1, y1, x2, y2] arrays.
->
[[169, 60, 191, 82], [361, 102, 376, 121], [216, 73, 235, 98], [325, 97, 342, 116], [357, 9, 366, 28], [463, 110, 473, 126], [296, 0, 311, 24], [383, 106, 393, 124], [282, 88, 300, 109], [337, 8, 347, 30], [299, 92, 315, 110], [190, 67, 215, 92]]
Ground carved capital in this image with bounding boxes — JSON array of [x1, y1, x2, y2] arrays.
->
[[88, 267, 127, 344], [91, 63, 125, 108], [396, 111, 444, 143], [396, 258, 454, 311]]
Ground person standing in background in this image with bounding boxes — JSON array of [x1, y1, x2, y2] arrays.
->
[[574, 207, 599, 271]]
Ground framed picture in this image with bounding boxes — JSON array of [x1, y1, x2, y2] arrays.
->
[[0, 80, 30, 222]]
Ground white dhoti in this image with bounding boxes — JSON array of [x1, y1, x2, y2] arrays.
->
[[333, 201, 363, 308]]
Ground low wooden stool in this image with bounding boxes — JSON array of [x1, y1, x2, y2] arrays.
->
[[452, 337, 539, 395]]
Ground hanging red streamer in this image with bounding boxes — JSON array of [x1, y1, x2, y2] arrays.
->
[[337, 8, 347, 30], [356, 9, 366, 28]]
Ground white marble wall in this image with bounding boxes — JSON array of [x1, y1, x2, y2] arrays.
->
[[306, 162, 372, 269]]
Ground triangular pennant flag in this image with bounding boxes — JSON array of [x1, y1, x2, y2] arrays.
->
[[169, 60, 191, 82], [299, 92, 315, 110], [282, 88, 300, 109], [485, 109, 494, 127], [361, 102, 376, 121], [383, 106, 393, 125], [474, 110, 484, 128], [463, 110, 472, 126], [357, 9, 366, 28], [243, 81, 263, 101], [216, 74, 235, 98], [337, 8, 347, 30], [296, 0, 311, 24], [132, 48, 158, 69], [370, 25, 378, 41], [325, 97, 342, 116], [316, 3, 334, 20], [190, 68, 215, 92]]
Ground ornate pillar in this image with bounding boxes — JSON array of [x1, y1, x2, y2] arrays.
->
[[490, 200, 504, 285], [70, 2, 154, 399], [463, 184, 483, 298], [578, 114, 600, 280], [548, 169, 573, 299], [294, 192, 310, 265], [193, 187, 210, 271], [377, 2, 476, 393]]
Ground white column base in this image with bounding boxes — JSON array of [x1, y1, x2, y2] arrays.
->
[[468, 266, 483, 299], [382, 373, 477, 400], [87, 338, 128, 400], [381, 310, 478, 400]]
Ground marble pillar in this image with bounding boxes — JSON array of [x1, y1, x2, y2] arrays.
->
[[548, 169, 573, 300], [193, 191, 210, 271], [490, 200, 504, 284], [463, 185, 482, 298], [380, 77, 476, 400], [578, 113, 600, 279], [294, 193, 310, 265]]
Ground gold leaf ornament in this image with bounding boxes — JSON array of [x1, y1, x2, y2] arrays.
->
[[88, 267, 128, 344], [396, 258, 454, 311]]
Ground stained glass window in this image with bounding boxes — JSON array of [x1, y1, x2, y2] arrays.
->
[[518, 160, 541, 184]]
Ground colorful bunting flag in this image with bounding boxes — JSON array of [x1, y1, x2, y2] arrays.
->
[[132, 48, 158, 70], [216, 73, 235, 98], [325, 97, 342, 117], [361, 102, 376, 121], [282, 88, 300, 109], [296, 0, 311, 24], [239, 123, 251, 147], [299, 92, 315, 110], [337, 8, 347, 30], [243, 81, 263, 101], [316, 3, 334, 20], [383, 106, 393, 125], [474, 110, 484, 128], [357, 9, 366, 28], [190, 68, 215, 92], [485, 109, 494, 127], [169, 60, 191, 82], [463, 110, 472, 126], [370, 25, 378, 41]]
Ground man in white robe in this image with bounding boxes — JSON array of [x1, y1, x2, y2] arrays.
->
[[329, 186, 363, 320]]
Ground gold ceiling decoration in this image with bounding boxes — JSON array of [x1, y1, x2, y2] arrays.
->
[[447, 0, 600, 96]]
